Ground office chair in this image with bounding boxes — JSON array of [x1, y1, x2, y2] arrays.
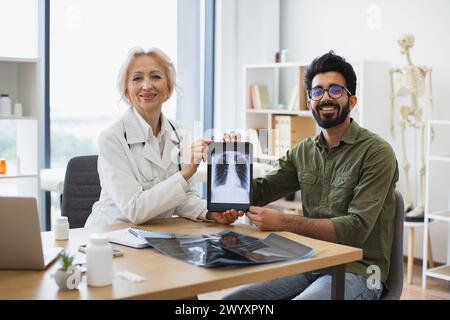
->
[[380, 190, 405, 300], [61, 155, 101, 228]]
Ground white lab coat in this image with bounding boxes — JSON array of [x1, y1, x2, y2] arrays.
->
[[85, 108, 208, 227]]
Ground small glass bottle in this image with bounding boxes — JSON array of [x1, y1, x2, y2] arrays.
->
[[54, 216, 69, 240], [86, 233, 113, 287], [0, 159, 6, 175]]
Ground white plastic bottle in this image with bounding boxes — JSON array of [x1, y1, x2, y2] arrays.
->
[[13, 103, 23, 117], [86, 233, 113, 287], [0, 94, 12, 117], [54, 216, 69, 240]]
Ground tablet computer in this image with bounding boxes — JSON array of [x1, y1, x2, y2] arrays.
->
[[207, 142, 253, 212]]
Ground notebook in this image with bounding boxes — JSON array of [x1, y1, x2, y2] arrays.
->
[[104, 228, 200, 249], [103, 228, 150, 248]]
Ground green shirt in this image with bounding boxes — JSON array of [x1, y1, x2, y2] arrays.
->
[[251, 120, 399, 283]]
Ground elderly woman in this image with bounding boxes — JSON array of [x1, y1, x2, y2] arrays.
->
[[85, 47, 239, 227]]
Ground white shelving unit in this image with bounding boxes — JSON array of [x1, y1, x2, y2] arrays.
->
[[242, 61, 393, 162], [243, 62, 316, 161], [0, 57, 40, 201], [422, 120, 450, 288]]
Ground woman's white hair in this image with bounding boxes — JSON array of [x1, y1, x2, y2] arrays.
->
[[117, 47, 177, 106]]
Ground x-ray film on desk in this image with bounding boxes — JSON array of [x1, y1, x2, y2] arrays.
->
[[207, 142, 253, 212], [134, 229, 316, 268]]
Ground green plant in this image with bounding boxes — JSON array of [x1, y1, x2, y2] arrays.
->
[[59, 250, 75, 272]]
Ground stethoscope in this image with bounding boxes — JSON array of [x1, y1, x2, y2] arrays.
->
[[167, 120, 182, 172], [125, 119, 182, 171]]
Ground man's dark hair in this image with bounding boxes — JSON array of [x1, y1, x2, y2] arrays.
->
[[304, 51, 357, 96]]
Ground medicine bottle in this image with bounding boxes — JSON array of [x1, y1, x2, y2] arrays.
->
[[14, 103, 23, 117], [86, 233, 113, 287], [0, 94, 12, 117], [0, 159, 6, 175], [54, 216, 69, 240]]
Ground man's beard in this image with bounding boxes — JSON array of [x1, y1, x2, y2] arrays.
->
[[311, 100, 351, 129]]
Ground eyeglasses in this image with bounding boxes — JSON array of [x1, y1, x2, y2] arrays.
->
[[308, 84, 352, 101]]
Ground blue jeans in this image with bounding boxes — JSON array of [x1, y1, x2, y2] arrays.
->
[[223, 271, 383, 300]]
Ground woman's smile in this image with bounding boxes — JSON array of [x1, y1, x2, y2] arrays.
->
[[139, 92, 158, 102]]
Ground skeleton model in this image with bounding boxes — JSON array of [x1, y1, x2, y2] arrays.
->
[[389, 33, 433, 221]]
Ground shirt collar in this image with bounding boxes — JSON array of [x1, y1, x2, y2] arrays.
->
[[340, 119, 360, 145], [315, 118, 360, 149], [132, 108, 170, 141], [122, 108, 145, 145]]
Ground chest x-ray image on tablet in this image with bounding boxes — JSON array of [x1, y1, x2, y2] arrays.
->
[[207, 142, 253, 212]]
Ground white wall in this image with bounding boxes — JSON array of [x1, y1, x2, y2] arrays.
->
[[0, 0, 38, 58], [214, 0, 280, 135], [280, 0, 450, 263]]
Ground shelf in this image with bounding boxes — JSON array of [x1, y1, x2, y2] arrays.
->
[[426, 265, 450, 281], [244, 62, 309, 69], [0, 116, 38, 121], [423, 120, 450, 288], [428, 156, 450, 163], [0, 57, 38, 63], [246, 109, 312, 117], [0, 174, 38, 179], [429, 120, 450, 125], [0, 6, 40, 202], [428, 211, 450, 222]]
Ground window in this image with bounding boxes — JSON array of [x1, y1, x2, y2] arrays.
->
[[47, 0, 207, 223], [50, 0, 177, 168]]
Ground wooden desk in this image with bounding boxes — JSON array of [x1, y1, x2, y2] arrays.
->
[[0, 218, 362, 300]]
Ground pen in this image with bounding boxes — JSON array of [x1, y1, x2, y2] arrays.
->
[[128, 228, 143, 239]]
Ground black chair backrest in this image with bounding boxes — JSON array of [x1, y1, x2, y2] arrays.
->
[[381, 190, 404, 300], [61, 155, 101, 228]]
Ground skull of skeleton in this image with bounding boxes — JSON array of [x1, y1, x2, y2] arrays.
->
[[398, 33, 415, 55]]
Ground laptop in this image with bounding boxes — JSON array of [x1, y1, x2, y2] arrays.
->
[[0, 197, 63, 270]]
